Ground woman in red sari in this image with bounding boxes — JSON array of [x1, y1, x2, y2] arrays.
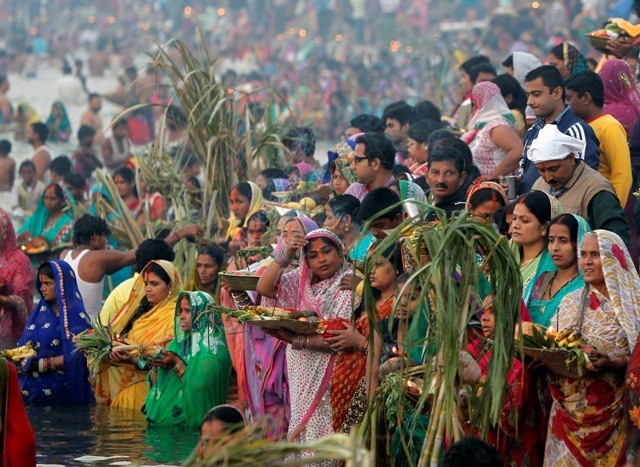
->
[[1, 359, 36, 466], [0, 209, 33, 349]]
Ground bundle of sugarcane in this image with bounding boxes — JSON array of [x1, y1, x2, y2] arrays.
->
[[73, 320, 163, 378], [1, 341, 36, 361], [359, 201, 521, 465], [143, 31, 283, 240], [183, 425, 371, 466], [92, 171, 144, 249]]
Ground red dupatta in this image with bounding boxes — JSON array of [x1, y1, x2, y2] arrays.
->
[[1, 360, 36, 467]]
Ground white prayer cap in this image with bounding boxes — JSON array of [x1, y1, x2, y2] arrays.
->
[[528, 124, 586, 163]]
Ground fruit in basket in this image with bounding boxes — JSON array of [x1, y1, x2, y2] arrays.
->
[[299, 197, 316, 210]]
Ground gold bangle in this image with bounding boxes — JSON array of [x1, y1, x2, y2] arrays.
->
[[173, 360, 187, 378]]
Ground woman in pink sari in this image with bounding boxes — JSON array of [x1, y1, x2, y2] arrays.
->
[[599, 59, 640, 138], [0, 209, 33, 349], [242, 214, 318, 440], [257, 228, 360, 461]]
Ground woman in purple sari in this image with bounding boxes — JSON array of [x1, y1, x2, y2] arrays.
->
[[16, 260, 94, 404], [599, 59, 640, 138], [243, 213, 318, 440]]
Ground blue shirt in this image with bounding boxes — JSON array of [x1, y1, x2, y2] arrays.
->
[[518, 106, 601, 194]]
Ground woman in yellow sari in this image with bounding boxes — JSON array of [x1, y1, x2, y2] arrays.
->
[[100, 260, 183, 412]]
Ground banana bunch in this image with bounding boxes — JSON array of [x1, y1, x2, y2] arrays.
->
[[552, 329, 583, 349], [2, 341, 36, 361]]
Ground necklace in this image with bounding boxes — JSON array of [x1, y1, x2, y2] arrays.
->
[[520, 248, 543, 269], [545, 270, 579, 300]]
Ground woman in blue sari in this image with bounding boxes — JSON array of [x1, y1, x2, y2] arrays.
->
[[523, 214, 590, 327], [17, 260, 94, 404], [45, 100, 71, 142]]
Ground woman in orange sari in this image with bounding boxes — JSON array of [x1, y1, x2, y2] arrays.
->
[[325, 245, 400, 432], [100, 260, 183, 412]]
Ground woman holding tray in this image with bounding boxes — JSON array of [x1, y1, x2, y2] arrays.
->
[[257, 228, 360, 459], [238, 213, 318, 439], [544, 231, 639, 466]]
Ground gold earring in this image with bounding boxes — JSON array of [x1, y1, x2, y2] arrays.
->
[[343, 224, 350, 233]]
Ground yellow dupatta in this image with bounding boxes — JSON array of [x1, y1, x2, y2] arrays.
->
[[103, 260, 183, 410], [226, 182, 264, 240]]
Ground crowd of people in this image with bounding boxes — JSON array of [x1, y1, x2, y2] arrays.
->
[[5, 0, 640, 466]]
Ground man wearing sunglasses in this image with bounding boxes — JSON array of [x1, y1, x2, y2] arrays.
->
[[345, 132, 396, 202]]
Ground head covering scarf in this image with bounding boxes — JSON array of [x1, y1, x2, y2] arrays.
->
[[45, 100, 72, 140], [144, 291, 231, 429], [562, 43, 589, 76], [513, 52, 542, 88], [297, 229, 347, 314], [528, 124, 586, 163], [272, 178, 291, 192], [398, 180, 427, 204], [325, 135, 359, 185], [226, 182, 264, 240], [17, 260, 94, 403], [0, 209, 32, 344], [464, 181, 509, 211], [589, 230, 640, 351], [15, 101, 40, 125], [524, 215, 590, 326], [293, 162, 315, 180], [599, 59, 640, 137], [110, 260, 184, 337], [463, 82, 516, 145]]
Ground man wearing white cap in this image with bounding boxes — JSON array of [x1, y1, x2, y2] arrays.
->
[[530, 124, 630, 246]]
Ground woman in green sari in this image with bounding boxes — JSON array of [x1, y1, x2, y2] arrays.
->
[[524, 214, 590, 327], [16, 183, 75, 264], [144, 291, 231, 429]]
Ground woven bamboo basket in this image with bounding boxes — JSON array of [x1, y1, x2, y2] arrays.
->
[[523, 347, 584, 379], [247, 318, 319, 335], [219, 272, 260, 291]]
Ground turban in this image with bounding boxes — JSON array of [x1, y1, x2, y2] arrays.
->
[[528, 124, 586, 163]]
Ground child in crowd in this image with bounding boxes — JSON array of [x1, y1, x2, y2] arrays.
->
[[10, 160, 45, 215]]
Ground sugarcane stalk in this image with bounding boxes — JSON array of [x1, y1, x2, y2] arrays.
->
[[429, 408, 446, 467]]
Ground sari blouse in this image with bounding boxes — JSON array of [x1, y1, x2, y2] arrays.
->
[[17, 260, 93, 404], [144, 291, 231, 429]]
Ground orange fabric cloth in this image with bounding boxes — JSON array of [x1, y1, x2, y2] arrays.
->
[[330, 300, 392, 431]]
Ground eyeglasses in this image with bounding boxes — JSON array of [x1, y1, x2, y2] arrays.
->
[[428, 169, 459, 179], [353, 155, 369, 164]]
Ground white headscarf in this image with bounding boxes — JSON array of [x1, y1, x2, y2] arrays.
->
[[513, 52, 542, 88], [527, 124, 586, 163]]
